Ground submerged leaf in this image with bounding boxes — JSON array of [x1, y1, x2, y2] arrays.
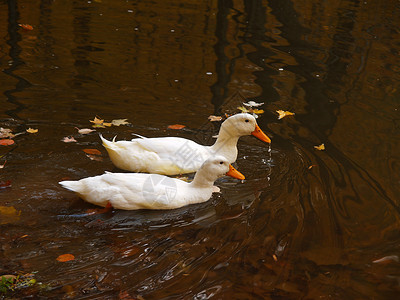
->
[[276, 110, 295, 119], [0, 139, 15, 146], [56, 254, 75, 262], [0, 160, 7, 169], [0, 205, 20, 225], [86, 154, 103, 161], [26, 128, 38, 133], [112, 119, 130, 126], [0, 180, 11, 189], [314, 144, 325, 151], [168, 124, 185, 130]]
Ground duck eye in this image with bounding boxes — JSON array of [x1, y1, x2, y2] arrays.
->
[[245, 119, 249, 123], [219, 161, 223, 164]]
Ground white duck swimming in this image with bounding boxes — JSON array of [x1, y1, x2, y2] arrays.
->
[[100, 113, 270, 175], [59, 156, 245, 210]]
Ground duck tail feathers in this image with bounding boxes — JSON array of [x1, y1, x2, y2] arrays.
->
[[131, 133, 147, 139], [59, 180, 82, 193], [99, 134, 117, 149]]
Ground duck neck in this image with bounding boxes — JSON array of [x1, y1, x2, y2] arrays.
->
[[191, 169, 218, 188], [210, 128, 240, 160]]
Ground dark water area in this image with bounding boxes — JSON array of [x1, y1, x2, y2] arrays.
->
[[0, 0, 399, 298]]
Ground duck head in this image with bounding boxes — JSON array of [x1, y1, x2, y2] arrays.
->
[[193, 156, 245, 186], [220, 113, 271, 143]]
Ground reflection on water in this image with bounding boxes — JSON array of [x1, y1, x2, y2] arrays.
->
[[1, 0, 399, 298]]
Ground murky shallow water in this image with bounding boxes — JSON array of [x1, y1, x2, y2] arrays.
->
[[1, 0, 399, 298]]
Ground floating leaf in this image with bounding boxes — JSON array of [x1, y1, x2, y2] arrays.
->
[[56, 254, 75, 262], [0, 139, 15, 146], [112, 119, 130, 126], [0, 180, 11, 189], [308, 165, 317, 170], [0, 128, 14, 138], [314, 143, 325, 151], [237, 106, 250, 113], [238, 106, 264, 114], [75, 128, 95, 135], [83, 149, 101, 155], [167, 124, 186, 130], [102, 122, 112, 127], [90, 116, 104, 125], [92, 124, 105, 128], [62, 136, 77, 143], [276, 110, 295, 119], [0, 205, 20, 225], [19, 24, 33, 30], [26, 128, 38, 133], [208, 115, 222, 122], [243, 101, 264, 107]]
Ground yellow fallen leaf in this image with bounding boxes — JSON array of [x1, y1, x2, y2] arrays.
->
[[314, 143, 325, 151], [252, 109, 264, 114], [111, 119, 130, 126], [237, 106, 250, 113], [26, 128, 38, 133], [276, 110, 295, 119], [92, 124, 105, 128], [208, 115, 222, 122], [90, 117, 104, 125], [102, 122, 112, 127]]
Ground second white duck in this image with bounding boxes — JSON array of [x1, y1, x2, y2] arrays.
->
[[100, 113, 271, 175], [59, 156, 245, 210]]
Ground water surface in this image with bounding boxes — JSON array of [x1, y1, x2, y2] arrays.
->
[[1, 0, 399, 298]]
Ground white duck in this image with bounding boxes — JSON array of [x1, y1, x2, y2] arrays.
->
[[100, 113, 271, 175], [59, 156, 245, 210]]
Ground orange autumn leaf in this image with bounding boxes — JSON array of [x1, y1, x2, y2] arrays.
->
[[0, 139, 15, 146], [56, 253, 75, 262], [19, 24, 33, 30], [83, 148, 102, 155], [168, 124, 186, 130]]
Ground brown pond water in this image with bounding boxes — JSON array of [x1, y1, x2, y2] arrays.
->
[[1, 0, 400, 298]]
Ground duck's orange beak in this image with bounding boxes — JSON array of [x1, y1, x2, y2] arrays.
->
[[251, 124, 271, 143], [226, 165, 245, 180]]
